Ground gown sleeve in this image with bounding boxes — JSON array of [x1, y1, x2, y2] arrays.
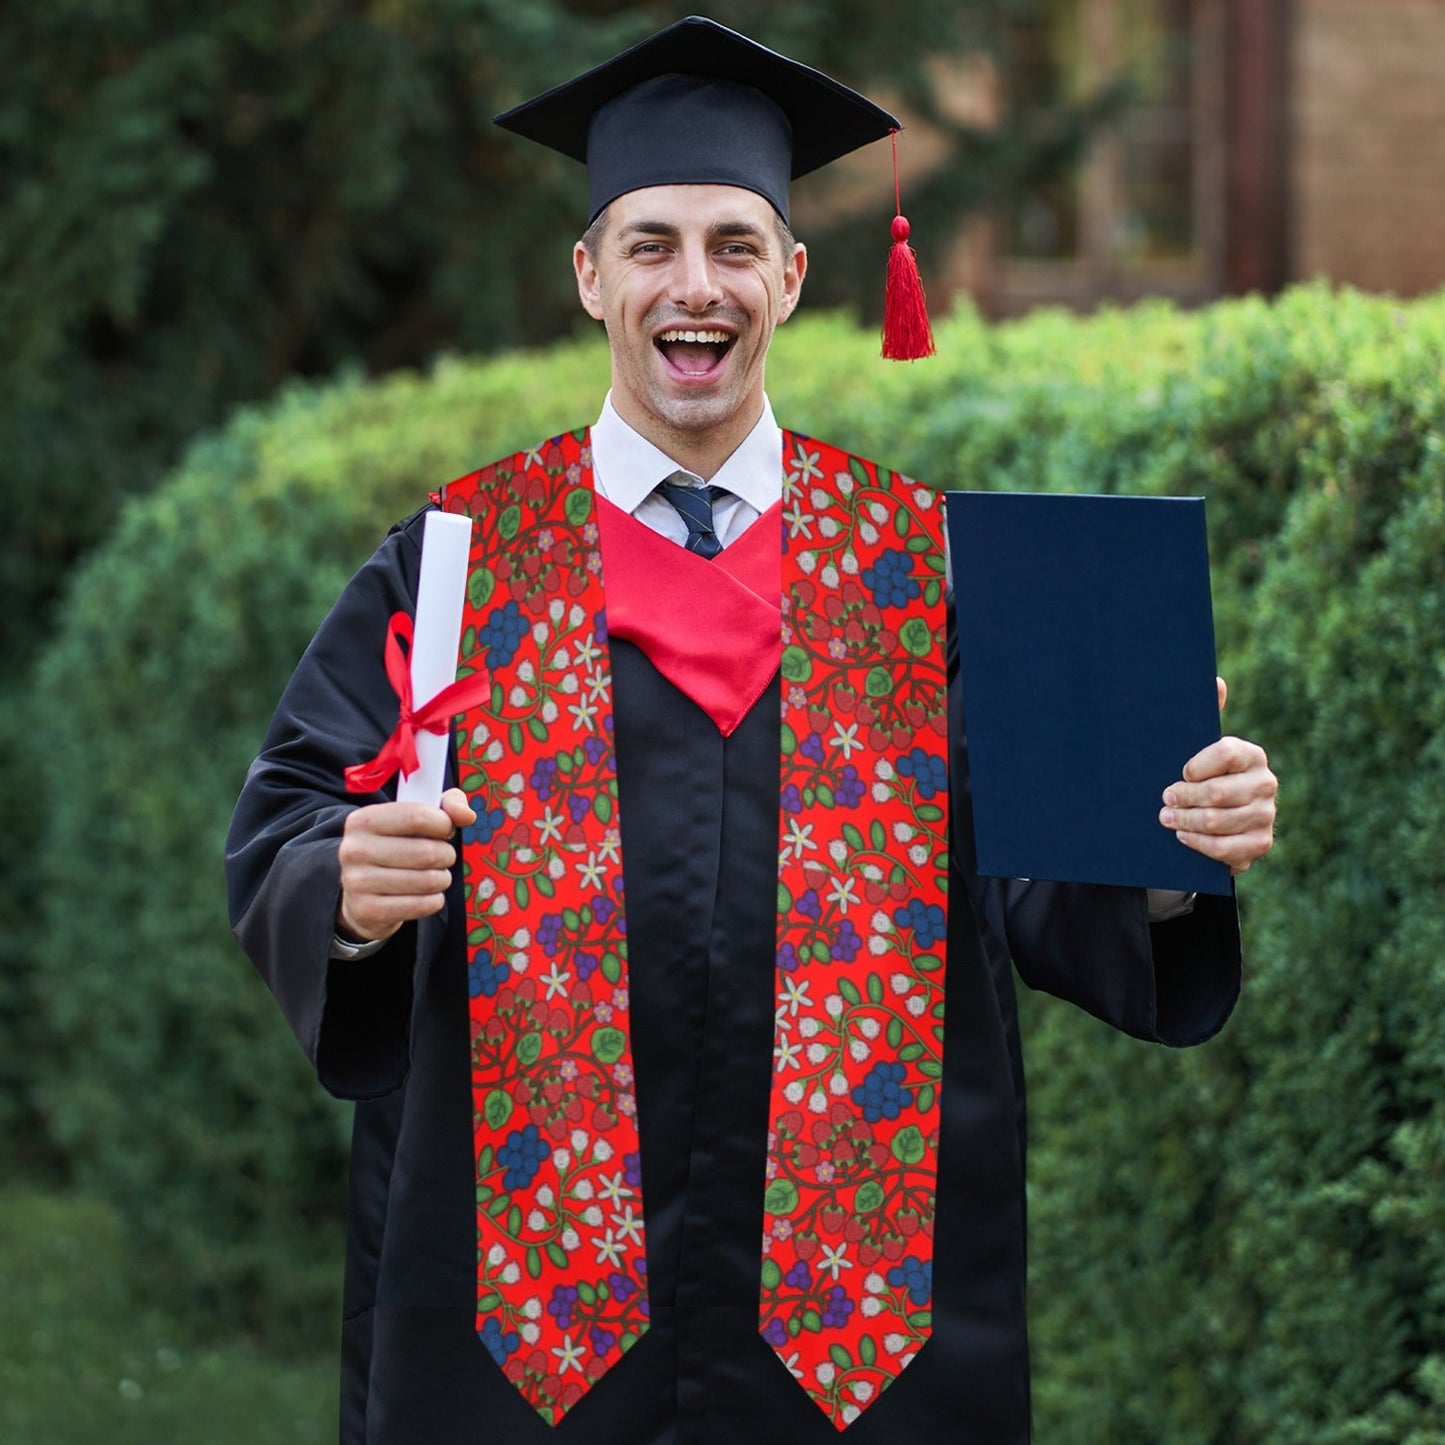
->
[[225, 507, 437, 1098], [946, 624, 1242, 1049]]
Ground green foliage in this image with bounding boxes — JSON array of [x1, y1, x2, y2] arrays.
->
[[0, 1188, 333, 1443], [27, 286, 1445, 1445]]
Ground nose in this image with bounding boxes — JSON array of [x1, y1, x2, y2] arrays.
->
[[672, 242, 723, 314]]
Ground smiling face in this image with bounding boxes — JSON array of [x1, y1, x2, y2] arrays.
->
[[574, 184, 806, 478]]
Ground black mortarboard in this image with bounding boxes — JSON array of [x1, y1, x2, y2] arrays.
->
[[493, 15, 901, 225]]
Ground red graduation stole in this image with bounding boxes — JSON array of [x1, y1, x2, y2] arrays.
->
[[437, 427, 948, 1429]]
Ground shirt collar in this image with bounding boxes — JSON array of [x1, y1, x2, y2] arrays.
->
[[590, 392, 782, 515]]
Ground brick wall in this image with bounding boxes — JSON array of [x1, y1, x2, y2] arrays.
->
[[1292, 0, 1445, 296]]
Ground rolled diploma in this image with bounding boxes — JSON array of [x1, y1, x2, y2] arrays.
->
[[396, 510, 474, 805]]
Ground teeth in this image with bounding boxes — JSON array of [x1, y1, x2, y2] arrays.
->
[[657, 329, 730, 344]]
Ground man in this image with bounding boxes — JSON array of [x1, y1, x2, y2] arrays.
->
[[226, 17, 1277, 1445]]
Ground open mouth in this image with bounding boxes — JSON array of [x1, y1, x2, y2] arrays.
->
[[655, 328, 734, 377]]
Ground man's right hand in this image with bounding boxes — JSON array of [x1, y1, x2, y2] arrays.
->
[[336, 787, 477, 943]]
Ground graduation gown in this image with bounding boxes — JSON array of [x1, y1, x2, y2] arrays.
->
[[226, 500, 1241, 1445]]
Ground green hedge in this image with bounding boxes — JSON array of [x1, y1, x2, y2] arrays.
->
[[28, 285, 1445, 1442]]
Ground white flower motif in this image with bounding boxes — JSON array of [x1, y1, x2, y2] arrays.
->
[[815, 1362, 836, 1387], [560, 1228, 580, 1251], [820, 564, 839, 589], [884, 1332, 909, 1356], [799, 1017, 820, 1039], [805, 1042, 829, 1065], [829, 1072, 850, 1096], [783, 1080, 806, 1104], [774, 1037, 803, 1073], [826, 876, 859, 913], [517, 660, 536, 684], [907, 996, 927, 1017], [778, 976, 812, 1017], [548, 599, 565, 624], [829, 722, 863, 760], [535, 1185, 555, 1208], [808, 1090, 828, 1114], [828, 838, 849, 864], [573, 1180, 595, 1201], [783, 504, 816, 540], [870, 782, 892, 804], [552, 1148, 571, 1170], [797, 550, 818, 575], [848, 1038, 871, 1063], [861, 1296, 883, 1316], [858, 521, 880, 547], [893, 821, 916, 843], [592, 1138, 614, 1163], [840, 550, 860, 575], [522, 1298, 542, 1320], [874, 759, 896, 781], [819, 1243, 854, 1280], [586, 666, 612, 702], [568, 604, 585, 630], [610, 1204, 644, 1245], [502, 1262, 520, 1284], [597, 1170, 633, 1205], [593, 1231, 624, 1267], [520, 1321, 540, 1344], [825, 994, 845, 1018], [574, 633, 602, 668], [857, 1017, 882, 1040], [508, 685, 528, 707], [582, 1204, 604, 1227], [527, 1209, 547, 1231], [568, 696, 599, 731], [547, 856, 566, 881], [796, 448, 824, 482], [559, 673, 580, 695], [552, 1334, 585, 1374], [537, 807, 564, 844], [532, 621, 548, 645], [781, 818, 817, 861], [576, 852, 607, 890], [487, 1243, 508, 1268], [908, 843, 929, 866], [842, 1404, 862, 1424], [819, 516, 841, 539], [570, 1128, 588, 1153], [891, 972, 912, 994], [783, 1350, 804, 1380]]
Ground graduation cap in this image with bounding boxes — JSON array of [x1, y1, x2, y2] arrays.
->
[[495, 15, 935, 359]]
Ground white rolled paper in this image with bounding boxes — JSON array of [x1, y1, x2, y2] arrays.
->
[[396, 509, 474, 805]]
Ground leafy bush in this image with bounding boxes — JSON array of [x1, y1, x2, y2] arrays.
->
[[29, 286, 1445, 1445]]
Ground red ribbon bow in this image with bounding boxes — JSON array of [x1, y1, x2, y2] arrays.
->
[[344, 611, 492, 794]]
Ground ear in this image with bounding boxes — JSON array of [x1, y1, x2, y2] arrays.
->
[[777, 242, 807, 324], [575, 240, 605, 321]]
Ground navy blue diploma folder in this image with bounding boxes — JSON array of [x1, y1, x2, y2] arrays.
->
[[945, 491, 1231, 896]]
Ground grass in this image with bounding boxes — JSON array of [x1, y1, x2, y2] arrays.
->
[[1, 1188, 336, 1444]]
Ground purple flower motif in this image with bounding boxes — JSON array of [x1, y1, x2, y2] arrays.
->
[[800, 731, 826, 763], [797, 888, 822, 921], [833, 919, 862, 963], [821, 1284, 855, 1328], [537, 913, 564, 956], [594, 895, 616, 925], [583, 735, 608, 765], [576, 951, 599, 980], [761, 1318, 788, 1348], [590, 1326, 616, 1357], [547, 1283, 581, 1330], [568, 792, 592, 824], [785, 1260, 811, 1289], [836, 764, 865, 808], [781, 782, 804, 815], [778, 941, 800, 973], [529, 756, 559, 799], [608, 1270, 637, 1303]]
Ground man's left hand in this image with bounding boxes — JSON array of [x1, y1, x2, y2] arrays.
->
[[1159, 677, 1278, 874]]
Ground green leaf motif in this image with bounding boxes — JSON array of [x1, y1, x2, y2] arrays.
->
[[854, 1179, 885, 1213], [899, 1042, 925, 1062], [516, 1031, 543, 1067], [838, 977, 861, 1006], [761, 1259, 783, 1290], [498, 504, 522, 541], [864, 665, 893, 698], [891, 1124, 926, 1166], [591, 1026, 627, 1065], [886, 1017, 903, 1049], [526, 1246, 542, 1279], [578, 1282, 597, 1306], [802, 1309, 823, 1334], [467, 567, 496, 610], [830, 1343, 853, 1369], [780, 721, 798, 755], [867, 973, 884, 1004], [763, 1179, 799, 1216], [900, 616, 933, 658], [860, 1334, 877, 1366], [780, 646, 813, 683], [483, 1088, 513, 1131], [593, 790, 613, 824], [601, 952, 621, 985], [564, 487, 592, 527], [477, 1288, 502, 1311], [527, 716, 547, 742], [508, 722, 523, 754], [515, 878, 530, 911], [842, 822, 865, 851], [546, 1242, 568, 1269], [894, 508, 910, 538]]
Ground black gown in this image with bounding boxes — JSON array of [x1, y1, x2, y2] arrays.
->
[[226, 502, 1241, 1445]]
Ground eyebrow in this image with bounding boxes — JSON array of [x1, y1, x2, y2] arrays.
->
[[618, 219, 771, 246]]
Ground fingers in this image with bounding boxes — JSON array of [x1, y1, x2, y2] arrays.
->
[[1216, 675, 1228, 713], [1160, 734, 1278, 875], [337, 799, 470, 943]]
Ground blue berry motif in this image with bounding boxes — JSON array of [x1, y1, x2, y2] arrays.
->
[[480, 600, 529, 669], [479, 1315, 520, 1365], [860, 549, 921, 609], [468, 949, 509, 999], [497, 1123, 548, 1190], [888, 1256, 933, 1307], [896, 747, 947, 800], [852, 1060, 914, 1123], [894, 897, 946, 949], [463, 805, 507, 847]]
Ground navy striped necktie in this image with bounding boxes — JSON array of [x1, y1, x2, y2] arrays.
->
[[656, 473, 728, 559]]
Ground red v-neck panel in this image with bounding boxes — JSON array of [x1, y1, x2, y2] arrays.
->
[[596, 497, 783, 736]]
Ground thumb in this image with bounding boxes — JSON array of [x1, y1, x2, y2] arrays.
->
[[440, 786, 477, 829], [1216, 675, 1228, 714]]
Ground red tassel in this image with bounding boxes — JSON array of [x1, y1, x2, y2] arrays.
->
[[881, 132, 934, 360], [882, 215, 935, 360]]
